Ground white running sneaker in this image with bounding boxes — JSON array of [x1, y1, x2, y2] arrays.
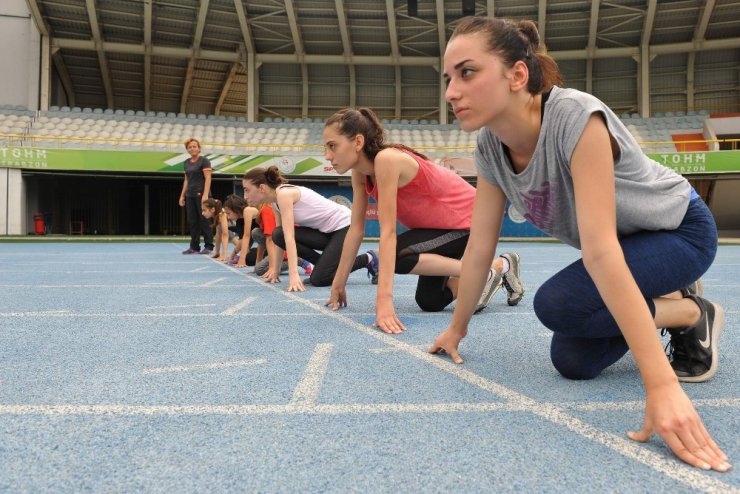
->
[[475, 269, 503, 314], [500, 253, 524, 306]]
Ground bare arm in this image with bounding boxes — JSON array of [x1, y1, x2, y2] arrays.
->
[[202, 168, 212, 199], [429, 177, 506, 362], [179, 174, 188, 206], [372, 150, 406, 333], [236, 206, 260, 267], [326, 171, 369, 309], [264, 210, 284, 282], [217, 213, 229, 260], [275, 188, 304, 291]]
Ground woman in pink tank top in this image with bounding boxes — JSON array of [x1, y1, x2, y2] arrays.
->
[[323, 107, 524, 333]]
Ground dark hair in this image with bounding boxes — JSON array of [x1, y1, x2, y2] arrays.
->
[[243, 166, 287, 189], [451, 16, 562, 94], [201, 198, 223, 227], [223, 194, 247, 217], [325, 107, 428, 161]]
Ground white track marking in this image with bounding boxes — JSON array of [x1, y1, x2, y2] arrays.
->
[[289, 343, 333, 406], [222, 270, 737, 494], [0, 311, 325, 317], [0, 402, 527, 416], [142, 359, 267, 374], [369, 344, 429, 353], [220, 296, 257, 315], [145, 303, 216, 309], [559, 398, 740, 411], [201, 277, 226, 287]]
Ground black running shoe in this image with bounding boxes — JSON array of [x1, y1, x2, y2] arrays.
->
[[664, 294, 725, 383]]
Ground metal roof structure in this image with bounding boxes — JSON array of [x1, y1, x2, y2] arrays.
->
[[26, 0, 740, 122]]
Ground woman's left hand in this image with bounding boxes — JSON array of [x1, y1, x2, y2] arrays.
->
[[287, 274, 305, 292], [628, 381, 731, 472]]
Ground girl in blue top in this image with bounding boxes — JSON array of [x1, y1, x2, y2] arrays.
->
[[430, 16, 729, 472]]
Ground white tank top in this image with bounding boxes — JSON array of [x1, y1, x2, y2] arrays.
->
[[274, 184, 351, 233]]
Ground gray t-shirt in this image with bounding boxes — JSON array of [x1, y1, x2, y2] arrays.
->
[[475, 86, 691, 249]]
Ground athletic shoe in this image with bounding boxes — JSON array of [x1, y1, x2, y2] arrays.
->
[[303, 263, 313, 276], [680, 279, 703, 298], [182, 248, 199, 254], [500, 252, 524, 306], [474, 269, 503, 314], [366, 250, 379, 285], [199, 248, 213, 255], [664, 294, 725, 383]]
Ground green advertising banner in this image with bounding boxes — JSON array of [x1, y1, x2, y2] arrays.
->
[[1, 147, 739, 176], [0, 147, 334, 176], [647, 151, 740, 174]]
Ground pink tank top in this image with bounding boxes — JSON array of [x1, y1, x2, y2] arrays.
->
[[365, 149, 475, 230]]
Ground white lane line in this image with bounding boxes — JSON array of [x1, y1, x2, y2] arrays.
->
[[0, 284, 205, 289], [369, 344, 429, 353], [1, 398, 736, 417], [560, 398, 740, 411], [142, 359, 267, 375], [0, 312, 324, 317], [201, 277, 226, 287], [190, 266, 209, 272], [289, 343, 333, 406], [238, 274, 736, 494], [221, 296, 257, 315], [0, 402, 527, 416], [145, 304, 216, 309]]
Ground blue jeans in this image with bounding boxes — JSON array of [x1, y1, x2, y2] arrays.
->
[[533, 197, 717, 380]]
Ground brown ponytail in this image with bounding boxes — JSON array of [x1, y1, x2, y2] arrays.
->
[[325, 107, 428, 161]]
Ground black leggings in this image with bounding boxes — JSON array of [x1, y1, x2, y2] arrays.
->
[[272, 226, 368, 287], [395, 229, 469, 312], [185, 195, 214, 251]]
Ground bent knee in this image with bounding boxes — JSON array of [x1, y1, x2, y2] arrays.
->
[[309, 273, 332, 287], [533, 286, 572, 332], [415, 294, 446, 312], [552, 359, 601, 381]]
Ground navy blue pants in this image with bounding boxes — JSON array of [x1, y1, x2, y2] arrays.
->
[[533, 197, 717, 380]]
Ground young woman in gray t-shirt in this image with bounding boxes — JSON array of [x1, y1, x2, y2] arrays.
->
[[430, 16, 729, 472]]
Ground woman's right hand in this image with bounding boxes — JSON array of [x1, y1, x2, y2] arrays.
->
[[264, 270, 280, 284], [373, 298, 405, 334], [429, 326, 468, 364], [325, 284, 348, 311], [628, 381, 731, 472], [178, 196, 185, 207]]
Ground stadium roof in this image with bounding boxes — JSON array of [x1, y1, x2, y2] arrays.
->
[[26, 0, 740, 121]]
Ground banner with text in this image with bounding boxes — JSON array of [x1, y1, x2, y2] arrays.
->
[[1, 147, 739, 176]]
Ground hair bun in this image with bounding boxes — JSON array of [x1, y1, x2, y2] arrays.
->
[[517, 20, 540, 51]]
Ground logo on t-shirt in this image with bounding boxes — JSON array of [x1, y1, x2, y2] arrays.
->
[[508, 204, 526, 224]]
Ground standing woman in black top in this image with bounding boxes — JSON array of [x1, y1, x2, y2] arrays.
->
[[179, 137, 215, 254]]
